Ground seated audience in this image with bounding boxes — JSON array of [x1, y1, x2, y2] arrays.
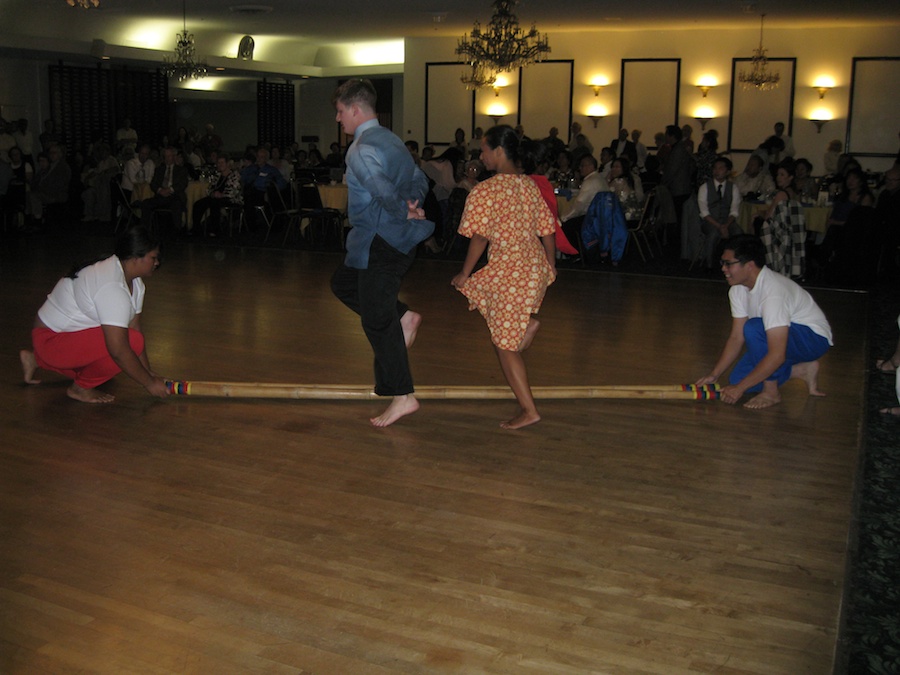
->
[[192, 156, 243, 236], [269, 146, 293, 181], [609, 128, 637, 166], [561, 154, 610, 249], [640, 155, 662, 192], [140, 146, 189, 232], [28, 145, 71, 224], [549, 149, 576, 187], [607, 157, 644, 210], [324, 142, 344, 169], [697, 156, 742, 268], [121, 144, 155, 202], [13, 119, 35, 165], [5, 146, 33, 214], [598, 146, 615, 178], [793, 158, 818, 203], [817, 166, 875, 275], [541, 126, 566, 160], [735, 155, 775, 200], [240, 147, 287, 210], [80, 142, 119, 222], [760, 159, 806, 279], [458, 160, 485, 192], [823, 139, 842, 175]]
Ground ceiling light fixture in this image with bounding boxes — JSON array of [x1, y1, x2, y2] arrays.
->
[[67, 0, 99, 7], [456, 0, 550, 89], [738, 14, 780, 91], [163, 0, 208, 82]]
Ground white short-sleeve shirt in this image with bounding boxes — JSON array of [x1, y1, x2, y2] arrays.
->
[[38, 255, 144, 332]]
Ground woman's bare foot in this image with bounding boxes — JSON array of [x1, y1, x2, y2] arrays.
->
[[370, 394, 419, 427], [791, 361, 826, 397], [67, 383, 115, 404], [880, 407, 900, 416], [518, 318, 541, 352], [500, 407, 541, 430], [20, 350, 41, 384], [400, 311, 422, 349]]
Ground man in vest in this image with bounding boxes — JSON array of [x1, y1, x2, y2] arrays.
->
[[698, 156, 742, 268]]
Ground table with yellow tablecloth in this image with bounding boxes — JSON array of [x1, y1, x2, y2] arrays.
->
[[131, 182, 152, 203], [738, 201, 831, 234], [185, 181, 209, 228], [318, 183, 348, 213]]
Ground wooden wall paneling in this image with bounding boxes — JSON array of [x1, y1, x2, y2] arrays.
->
[[620, 59, 681, 150], [846, 57, 900, 158], [727, 58, 796, 153]]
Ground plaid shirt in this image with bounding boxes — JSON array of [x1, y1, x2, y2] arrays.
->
[[762, 198, 806, 278]]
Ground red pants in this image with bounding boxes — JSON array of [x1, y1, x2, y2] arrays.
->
[[32, 326, 145, 389]]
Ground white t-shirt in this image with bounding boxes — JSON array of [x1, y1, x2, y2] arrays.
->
[[38, 255, 144, 332], [729, 266, 833, 345]]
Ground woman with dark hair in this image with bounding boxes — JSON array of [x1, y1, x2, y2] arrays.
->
[[19, 226, 169, 403], [451, 125, 557, 429], [792, 158, 818, 202], [694, 129, 720, 186], [760, 159, 807, 278]]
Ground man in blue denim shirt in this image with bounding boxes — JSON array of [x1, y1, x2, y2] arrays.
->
[[329, 79, 434, 427]]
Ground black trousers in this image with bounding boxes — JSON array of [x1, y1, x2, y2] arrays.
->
[[193, 196, 229, 233], [331, 235, 415, 397]]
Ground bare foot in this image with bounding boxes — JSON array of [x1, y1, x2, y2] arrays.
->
[[518, 318, 541, 352], [500, 407, 541, 430], [20, 350, 41, 384], [370, 394, 419, 427], [67, 383, 115, 404], [791, 361, 826, 397], [743, 392, 781, 409], [875, 358, 899, 374], [880, 407, 900, 416], [400, 311, 422, 349]]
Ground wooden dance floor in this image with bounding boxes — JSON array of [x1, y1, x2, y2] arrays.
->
[[1, 236, 868, 673]]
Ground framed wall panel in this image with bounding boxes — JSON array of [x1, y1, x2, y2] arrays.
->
[[620, 59, 680, 149], [847, 57, 900, 157], [518, 60, 573, 141], [727, 58, 796, 152], [425, 62, 474, 147]]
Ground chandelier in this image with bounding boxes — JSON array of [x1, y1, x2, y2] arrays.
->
[[456, 0, 550, 89], [460, 62, 497, 91], [163, 0, 208, 82], [66, 0, 99, 7], [738, 14, 780, 91]]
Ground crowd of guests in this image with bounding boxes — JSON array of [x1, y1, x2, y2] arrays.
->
[[0, 115, 355, 237]]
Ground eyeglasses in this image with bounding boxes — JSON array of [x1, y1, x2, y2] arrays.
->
[[719, 259, 743, 267]]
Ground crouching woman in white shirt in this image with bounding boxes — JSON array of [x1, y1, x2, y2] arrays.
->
[[20, 225, 170, 403]]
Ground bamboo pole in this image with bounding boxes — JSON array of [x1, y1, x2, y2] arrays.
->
[[165, 381, 721, 400]]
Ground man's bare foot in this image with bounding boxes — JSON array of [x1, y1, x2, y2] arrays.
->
[[880, 407, 900, 416], [20, 350, 41, 384], [875, 358, 900, 374], [67, 383, 115, 404], [370, 394, 419, 427], [791, 361, 826, 397], [400, 311, 422, 349], [743, 392, 781, 409], [518, 318, 541, 352], [500, 407, 541, 430]]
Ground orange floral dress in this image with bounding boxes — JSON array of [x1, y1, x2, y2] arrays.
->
[[457, 173, 557, 351]]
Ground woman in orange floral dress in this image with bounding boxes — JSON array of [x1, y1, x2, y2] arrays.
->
[[451, 125, 557, 429]]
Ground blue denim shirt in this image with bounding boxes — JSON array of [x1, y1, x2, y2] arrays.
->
[[344, 119, 433, 268]]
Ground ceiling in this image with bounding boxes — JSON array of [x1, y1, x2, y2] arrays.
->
[[2, 0, 898, 78]]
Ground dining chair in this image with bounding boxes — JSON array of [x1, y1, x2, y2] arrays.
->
[[293, 182, 344, 249], [112, 176, 139, 234]]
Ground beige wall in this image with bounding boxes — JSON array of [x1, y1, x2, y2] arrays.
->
[[404, 25, 900, 173]]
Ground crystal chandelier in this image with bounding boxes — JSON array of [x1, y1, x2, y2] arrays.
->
[[66, 0, 99, 7], [460, 62, 497, 91], [738, 14, 780, 91], [163, 0, 208, 82], [456, 0, 550, 89]]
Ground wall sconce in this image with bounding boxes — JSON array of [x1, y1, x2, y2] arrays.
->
[[696, 76, 717, 98], [492, 74, 509, 97], [488, 114, 505, 125], [693, 106, 715, 131], [813, 76, 835, 99], [810, 107, 832, 133], [586, 104, 608, 128], [589, 77, 609, 96], [487, 102, 508, 125]]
